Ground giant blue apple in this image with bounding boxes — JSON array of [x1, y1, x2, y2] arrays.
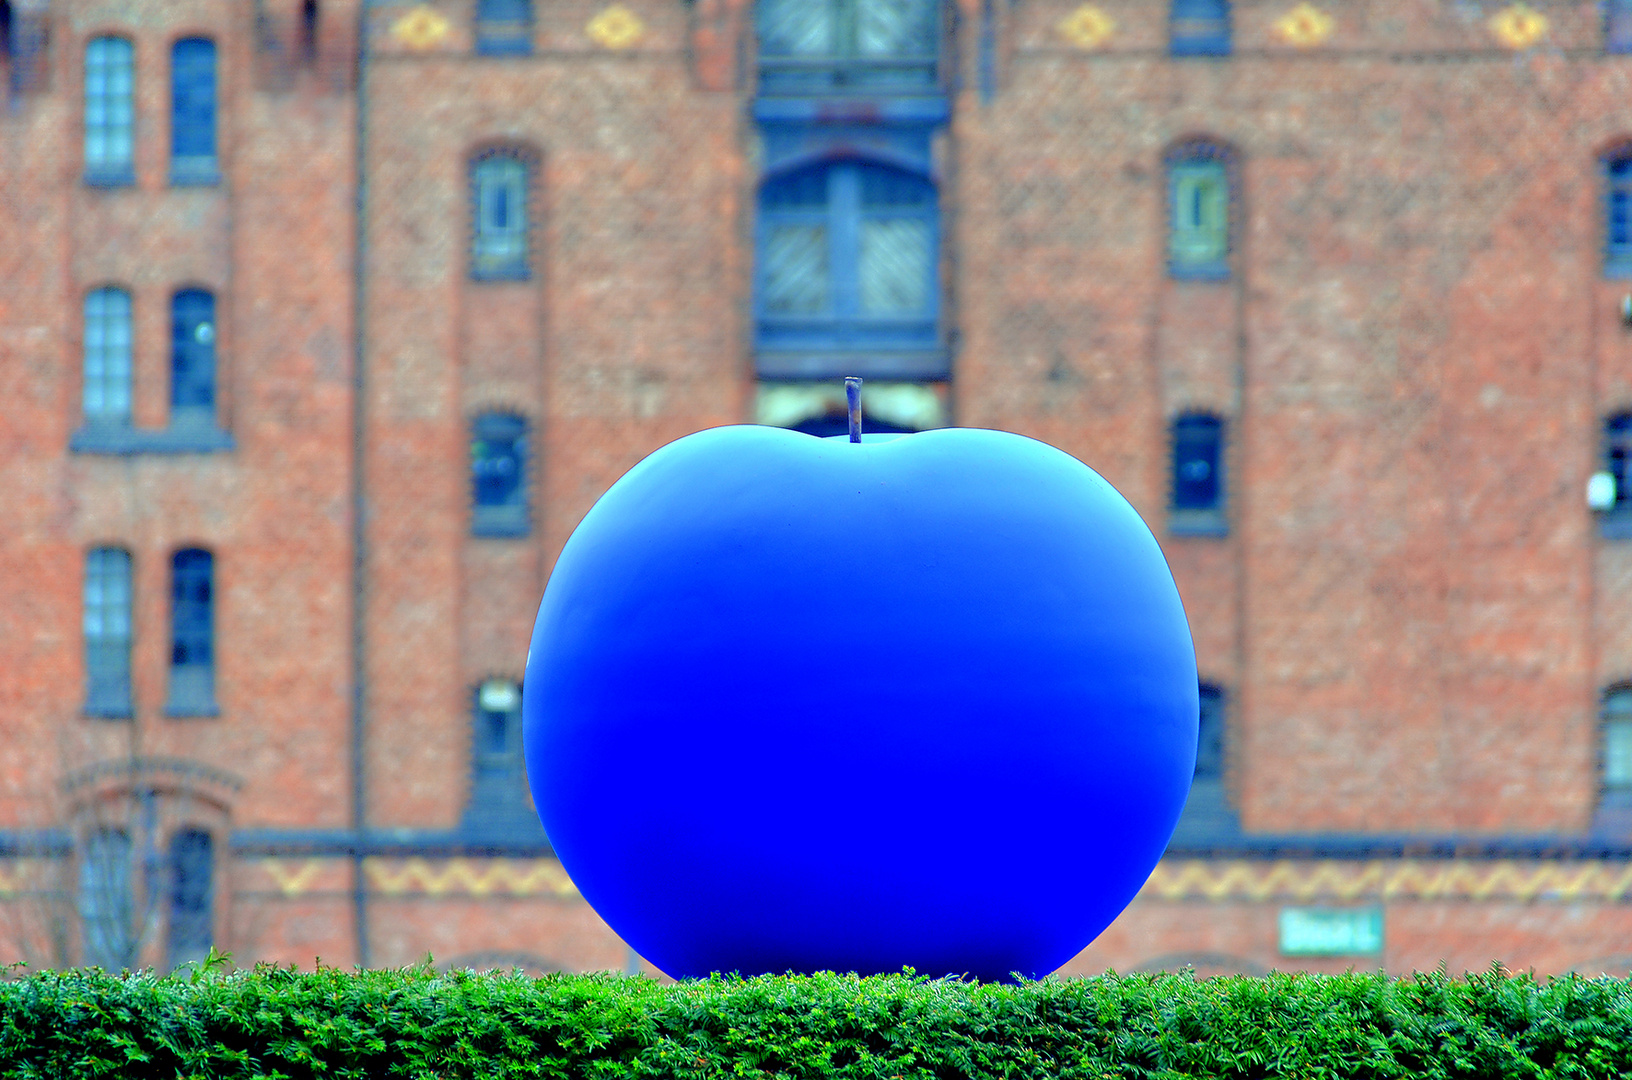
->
[[522, 424, 1197, 981]]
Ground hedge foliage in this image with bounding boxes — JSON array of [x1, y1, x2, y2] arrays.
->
[[2, 962, 1632, 1079]]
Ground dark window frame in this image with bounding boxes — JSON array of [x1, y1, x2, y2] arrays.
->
[[1170, 0, 1231, 57], [460, 679, 546, 842], [476, 0, 534, 56], [165, 828, 213, 970], [469, 149, 533, 281], [1166, 139, 1235, 281], [471, 412, 530, 537], [84, 547, 134, 719], [1169, 412, 1228, 537], [756, 0, 941, 95], [169, 288, 218, 429], [84, 35, 135, 187], [1600, 413, 1632, 538], [169, 37, 219, 186], [1607, 149, 1632, 278], [165, 548, 218, 717]]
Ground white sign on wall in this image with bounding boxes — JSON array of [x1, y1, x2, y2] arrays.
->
[[1278, 906, 1384, 957]]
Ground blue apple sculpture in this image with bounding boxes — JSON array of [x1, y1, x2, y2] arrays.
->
[[523, 421, 1197, 982]]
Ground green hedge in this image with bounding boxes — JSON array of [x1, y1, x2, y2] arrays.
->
[[3, 964, 1631, 1079]]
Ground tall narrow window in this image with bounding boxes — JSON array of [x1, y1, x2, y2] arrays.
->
[[1196, 683, 1224, 781], [1169, 683, 1238, 844], [1600, 688, 1632, 837], [84, 548, 133, 718], [167, 549, 216, 715], [5, 2, 47, 95], [1169, 413, 1226, 535], [471, 153, 530, 279], [170, 289, 217, 427], [471, 413, 529, 536], [84, 36, 135, 185], [1168, 148, 1231, 279], [165, 829, 213, 970], [1610, 0, 1632, 53], [1171, 0, 1230, 56], [300, 0, 321, 63], [1607, 153, 1632, 277], [170, 38, 217, 184], [756, 160, 942, 379], [461, 679, 545, 840], [1598, 414, 1632, 538], [78, 828, 134, 970], [83, 287, 133, 427], [758, 0, 938, 93], [477, 0, 533, 55]]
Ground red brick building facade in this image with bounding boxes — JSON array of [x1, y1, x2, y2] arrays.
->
[[6, 0, 1632, 978]]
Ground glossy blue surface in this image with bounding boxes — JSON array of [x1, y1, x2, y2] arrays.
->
[[523, 425, 1197, 981]]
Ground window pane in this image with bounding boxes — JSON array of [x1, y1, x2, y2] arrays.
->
[[85, 37, 134, 171], [762, 168, 829, 210], [764, 225, 829, 315], [1608, 720, 1632, 788], [169, 549, 215, 712], [171, 290, 217, 412], [1196, 685, 1224, 778], [166, 830, 213, 970], [1173, 415, 1223, 509], [472, 157, 528, 272], [856, 0, 934, 56], [1170, 162, 1229, 267], [472, 416, 526, 508], [858, 165, 934, 208], [171, 39, 217, 161], [84, 288, 133, 422], [859, 219, 930, 315], [85, 548, 133, 714], [759, 0, 832, 56], [78, 829, 133, 970]]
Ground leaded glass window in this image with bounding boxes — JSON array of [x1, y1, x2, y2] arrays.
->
[[170, 289, 216, 426], [471, 413, 529, 536], [477, 0, 533, 55], [170, 38, 218, 185], [756, 160, 939, 366], [1169, 159, 1229, 278], [85, 548, 133, 718], [79, 828, 134, 970], [167, 548, 216, 715], [758, 0, 938, 93], [1608, 156, 1632, 276], [166, 829, 213, 970], [1171, 0, 1230, 56], [471, 154, 529, 280], [83, 288, 132, 426], [84, 36, 134, 184]]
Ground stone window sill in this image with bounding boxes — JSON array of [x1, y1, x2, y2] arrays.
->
[[472, 506, 530, 538], [164, 701, 220, 719], [83, 166, 136, 188], [169, 157, 221, 187], [71, 425, 235, 455], [1169, 508, 1229, 538]]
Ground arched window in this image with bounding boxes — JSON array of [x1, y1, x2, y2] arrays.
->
[[1610, 0, 1632, 53], [1607, 150, 1632, 277], [755, 160, 941, 377], [170, 38, 218, 184], [84, 547, 133, 718], [1171, 0, 1230, 57], [167, 548, 216, 715], [757, 0, 939, 92], [83, 287, 132, 427], [471, 413, 529, 536], [1167, 142, 1232, 279], [166, 829, 213, 970], [471, 153, 530, 280], [1169, 413, 1226, 535], [84, 36, 135, 185], [78, 828, 134, 970], [461, 679, 545, 841], [170, 289, 217, 426], [477, 0, 533, 55]]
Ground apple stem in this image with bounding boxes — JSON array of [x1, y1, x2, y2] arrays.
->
[[845, 377, 862, 443]]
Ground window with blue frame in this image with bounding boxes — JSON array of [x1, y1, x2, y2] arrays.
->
[[757, 0, 938, 94], [756, 160, 940, 376], [1171, 0, 1230, 56], [78, 828, 134, 970], [471, 413, 529, 537], [477, 0, 533, 55], [1170, 413, 1226, 535], [165, 829, 213, 970], [167, 548, 216, 716], [170, 289, 216, 427], [84, 547, 133, 718], [170, 38, 218, 185], [471, 153, 530, 280], [84, 36, 135, 185], [1608, 153, 1632, 276], [1168, 144, 1231, 279], [1610, 0, 1632, 53], [83, 287, 133, 427]]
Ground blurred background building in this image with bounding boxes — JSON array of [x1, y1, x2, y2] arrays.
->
[[8, 0, 1632, 977]]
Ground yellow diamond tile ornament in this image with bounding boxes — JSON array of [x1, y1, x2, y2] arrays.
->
[[587, 4, 646, 50], [391, 5, 451, 51], [1057, 4, 1116, 49], [1489, 3, 1548, 49], [1274, 2, 1334, 47]]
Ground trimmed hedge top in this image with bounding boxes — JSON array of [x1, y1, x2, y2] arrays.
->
[[2, 964, 1631, 1079]]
